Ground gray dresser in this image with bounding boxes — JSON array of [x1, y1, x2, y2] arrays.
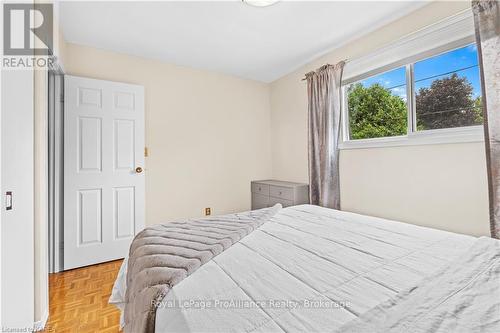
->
[[251, 180, 309, 209]]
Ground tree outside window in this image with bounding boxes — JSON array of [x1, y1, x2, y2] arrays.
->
[[346, 44, 483, 140]]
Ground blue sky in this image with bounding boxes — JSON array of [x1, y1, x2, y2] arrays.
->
[[359, 44, 481, 99]]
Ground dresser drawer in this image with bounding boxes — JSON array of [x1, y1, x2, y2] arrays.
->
[[269, 185, 294, 201], [252, 180, 309, 211], [251, 193, 269, 210], [251, 182, 269, 196], [269, 196, 294, 208]]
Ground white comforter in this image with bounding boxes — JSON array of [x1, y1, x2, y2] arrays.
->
[[339, 236, 500, 332], [111, 205, 483, 332]]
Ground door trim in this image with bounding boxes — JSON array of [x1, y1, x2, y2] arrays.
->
[[48, 71, 65, 273]]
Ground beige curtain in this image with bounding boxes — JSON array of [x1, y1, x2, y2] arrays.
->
[[473, 0, 500, 238], [306, 62, 345, 209]]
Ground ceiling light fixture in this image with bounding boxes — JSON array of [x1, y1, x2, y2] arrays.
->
[[242, 0, 280, 7]]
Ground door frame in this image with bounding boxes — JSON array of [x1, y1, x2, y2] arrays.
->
[[48, 65, 65, 273]]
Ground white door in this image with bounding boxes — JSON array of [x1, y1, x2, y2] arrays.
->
[[64, 75, 145, 270]]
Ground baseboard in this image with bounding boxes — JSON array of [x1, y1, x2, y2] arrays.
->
[[33, 310, 49, 332]]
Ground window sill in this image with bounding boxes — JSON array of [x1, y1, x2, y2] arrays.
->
[[338, 126, 484, 150]]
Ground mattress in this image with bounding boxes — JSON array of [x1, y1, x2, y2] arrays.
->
[[111, 204, 477, 332]]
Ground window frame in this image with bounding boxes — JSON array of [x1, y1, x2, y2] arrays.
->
[[340, 34, 484, 150]]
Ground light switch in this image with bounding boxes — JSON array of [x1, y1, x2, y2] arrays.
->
[[5, 191, 12, 210]]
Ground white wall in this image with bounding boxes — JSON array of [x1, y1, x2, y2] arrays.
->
[[270, 1, 490, 236], [1, 4, 3, 327], [339, 144, 488, 236], [62, 43, 273, 225], [1, 69, 35, 328]]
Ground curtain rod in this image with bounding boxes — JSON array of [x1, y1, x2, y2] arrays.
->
[[301, 59, 350, 81]]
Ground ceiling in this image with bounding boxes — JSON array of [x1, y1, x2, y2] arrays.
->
[[59, 1, 428, 82]]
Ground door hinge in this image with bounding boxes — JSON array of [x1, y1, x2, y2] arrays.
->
[[144, 147, 149, 157]]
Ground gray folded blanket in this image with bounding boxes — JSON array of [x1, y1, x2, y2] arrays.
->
[[123, 204, 282, 333]]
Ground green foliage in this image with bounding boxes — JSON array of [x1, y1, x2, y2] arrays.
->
[[415, 73, 482, 130], [348, 74, 483, 140], [348, 83, 407, 140], [474, 96, 483, 124]]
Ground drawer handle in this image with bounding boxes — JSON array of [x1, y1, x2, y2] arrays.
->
[[258, 187, 261, 191], [279, 191, 282, 195]]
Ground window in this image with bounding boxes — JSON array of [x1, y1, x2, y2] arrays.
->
[[348, 67, 407, 140], [414, 45, 482, 131], [344, 43, 483, 143]]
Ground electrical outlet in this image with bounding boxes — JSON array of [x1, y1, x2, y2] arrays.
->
[[205, 207, 211, 216]]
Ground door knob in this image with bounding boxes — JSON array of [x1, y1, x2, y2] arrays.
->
[[135, 167, 143, 174]]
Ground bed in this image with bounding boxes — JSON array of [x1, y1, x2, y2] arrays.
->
[[110, 204, 500, 332]]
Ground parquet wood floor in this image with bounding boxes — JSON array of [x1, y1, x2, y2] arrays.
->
[[43, 259, 123, 333]]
